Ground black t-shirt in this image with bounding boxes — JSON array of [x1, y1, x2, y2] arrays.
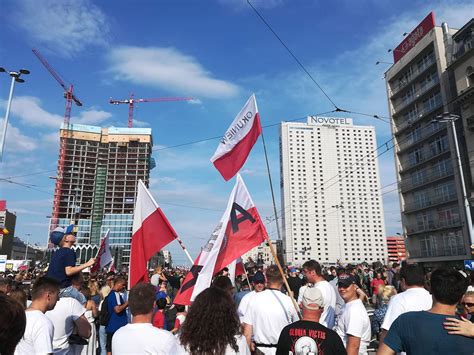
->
[[287, 276, 303, 299], [276, 320, 347, 355]]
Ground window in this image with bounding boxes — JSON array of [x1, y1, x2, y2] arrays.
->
[[467, 66, 474, 87]]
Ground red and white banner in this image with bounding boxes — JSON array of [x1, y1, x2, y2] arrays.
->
[[129, 180, 178, 288], [109, 257, 116, 273], [211, 94, 262, 181], [174, 174, 267, 305], [227, 257, 245, 286], [91, 230, 112, 273]]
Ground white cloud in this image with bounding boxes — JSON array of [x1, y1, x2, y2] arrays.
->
[[13, 0, 110, 57], [107, 46, 240, 99], [1, 96, 112, 129], [0, 119, 38, 153]]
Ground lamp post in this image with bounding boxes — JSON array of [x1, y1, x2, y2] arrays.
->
[[435, 112, 474, 247], [24, 233, 32, 260], [0, 67, 30, 161], [331, 204, 344, 262]]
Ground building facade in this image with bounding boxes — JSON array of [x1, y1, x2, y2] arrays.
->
[[280, 117, 387, 265], [48, 123, 153, 267], [386, 236, 407, 262], [0, 201, 16, 258], [242, 239, 282, 267], [385, 13, 473, 265]]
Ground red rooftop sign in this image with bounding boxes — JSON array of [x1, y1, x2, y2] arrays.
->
[[393, 12, 435, 63], [0, 200, 6, 211]]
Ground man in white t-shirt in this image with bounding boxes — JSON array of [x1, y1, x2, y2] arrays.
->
[[112, 283, 179, 354], [243, 265, 299, 355], [334, 274, 371, 355], [15, 277, 60, 355], [237, 271, 265, 322], [302, 260, 337, 328], [46, 290, 91, 354], [377, 263, 432, 351]]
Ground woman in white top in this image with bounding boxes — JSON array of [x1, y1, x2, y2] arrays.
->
[[178, 286, 250, 355]]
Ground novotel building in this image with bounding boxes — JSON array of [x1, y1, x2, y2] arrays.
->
[[280, 116, 387, 265]]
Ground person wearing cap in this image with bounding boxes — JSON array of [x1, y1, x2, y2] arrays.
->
[[276, 287, 346, 355], [237, 271, 266, 323], [334, 274, 371, 355], [47, 224, 95, 305], [302, 260, 337, 329]]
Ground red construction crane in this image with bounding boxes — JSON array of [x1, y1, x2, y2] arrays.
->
[[32, 48, 83, 229], [109, 93, 193, 127]]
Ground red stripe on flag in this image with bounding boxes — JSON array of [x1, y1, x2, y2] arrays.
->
[[213, 113, 262, 181], [129, 207, 177, 288]]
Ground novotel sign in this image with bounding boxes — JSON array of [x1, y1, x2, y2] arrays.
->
[[393, 12, 435, 63], [308, 116, 353, 126]]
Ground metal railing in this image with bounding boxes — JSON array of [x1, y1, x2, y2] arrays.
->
[[397, 124, 446, 152], [392, 76, 440, 113], [404, 192, 457, 212], [390, 56, 437, 97], [409, 245, 466, 258]]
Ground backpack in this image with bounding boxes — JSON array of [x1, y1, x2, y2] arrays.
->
[[99, 294, 111, 326]]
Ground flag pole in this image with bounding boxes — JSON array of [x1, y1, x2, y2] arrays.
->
[[264, 236, 302, 319], [175, 236, 194, 264], [242, 262, 253, 290], [260, 130, 282, 241]]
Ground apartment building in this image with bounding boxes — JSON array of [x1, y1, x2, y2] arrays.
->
[[280, 117, 387, 265]]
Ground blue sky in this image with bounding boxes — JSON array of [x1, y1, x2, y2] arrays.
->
[[0, 0, 472, 265]]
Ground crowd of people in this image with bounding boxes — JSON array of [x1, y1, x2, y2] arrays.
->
[[0, 225, 473, 354]]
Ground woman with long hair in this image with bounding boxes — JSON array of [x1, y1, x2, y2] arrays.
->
[[178, 286, 250, 355]]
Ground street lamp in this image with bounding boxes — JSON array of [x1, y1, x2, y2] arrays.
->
[[24, 233, 32, 260], [0, 67, 30, 161], [435, 112, 474, 247]]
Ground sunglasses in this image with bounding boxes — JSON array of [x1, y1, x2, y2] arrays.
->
[[462, 302, 474, 307], [254, 280, 265, 285]]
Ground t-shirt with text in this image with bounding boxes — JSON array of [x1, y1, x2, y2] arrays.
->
[[276, 320, 346, 355]]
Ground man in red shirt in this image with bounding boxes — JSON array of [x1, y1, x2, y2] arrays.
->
[[371, 271, 386, 307]]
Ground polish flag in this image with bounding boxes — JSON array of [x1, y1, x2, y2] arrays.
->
[[91, 230, 113, 273], [227, 258, 246, 286], [211, 94, 262, 181], [174, 174, 267, 305], [129, 180, 178, 288], [109, 258, 116, 273]]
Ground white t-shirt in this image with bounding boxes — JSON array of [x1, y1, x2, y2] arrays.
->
[[381, 287, 432, 331], [314, 280, 337, 329], [14, 310, 54, 355], [46, 297, 86, 354], [237, 290, 256, 322], [334, 299, 371, 355], [177, 334, 250, 355], [243, 289, 299, 355], [112, 323, 178, 354]]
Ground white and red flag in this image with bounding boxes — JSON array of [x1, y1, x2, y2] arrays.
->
[[211, 94, 262, 181], [129, 180, 178, 288], [227, 257, 246, 286], [174, 174, 267, 305], [91, 230, 113, 273]]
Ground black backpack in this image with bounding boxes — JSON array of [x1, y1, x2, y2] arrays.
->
[[99, 294, 111, 326]]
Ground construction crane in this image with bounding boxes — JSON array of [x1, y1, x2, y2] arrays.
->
[[109, 93, 193, 128], [32, 48, 83, 229]]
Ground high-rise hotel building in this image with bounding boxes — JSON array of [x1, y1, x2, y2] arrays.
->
[[384, 13, 473, 266], [280, 117, 387, 265], [48, 123, 154, 267]]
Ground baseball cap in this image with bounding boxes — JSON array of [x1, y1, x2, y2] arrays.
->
[[252, 272, 265, 284], [50, 224, 75, 246], [289, 268, 297, 273], [338, 274, 358, 288], [301, 287, 324, 310]]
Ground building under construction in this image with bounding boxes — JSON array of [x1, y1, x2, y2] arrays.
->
[[48, 123, 154, 267]]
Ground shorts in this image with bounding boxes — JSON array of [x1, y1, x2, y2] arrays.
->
[[106, 332, 114, 352]]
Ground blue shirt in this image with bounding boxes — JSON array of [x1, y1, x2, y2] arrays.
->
[[47, 248, 76, 288], [106, 291, 128, 334], [384, 311, 474, 355]]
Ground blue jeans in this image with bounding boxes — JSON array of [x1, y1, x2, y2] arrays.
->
[[59, 286, 87, 305], [99, 325, 107, 355]]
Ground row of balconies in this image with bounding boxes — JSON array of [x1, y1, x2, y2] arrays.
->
[[400, 166, 454, 193], [390, 55, 437, 98], [404, 192, 457, 213], [392, 76, 440, 113], [397, 123, 446, 153], [407, 218, 461, 235], [394, 100, 443, 136], [399, 147, 449, 173]]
